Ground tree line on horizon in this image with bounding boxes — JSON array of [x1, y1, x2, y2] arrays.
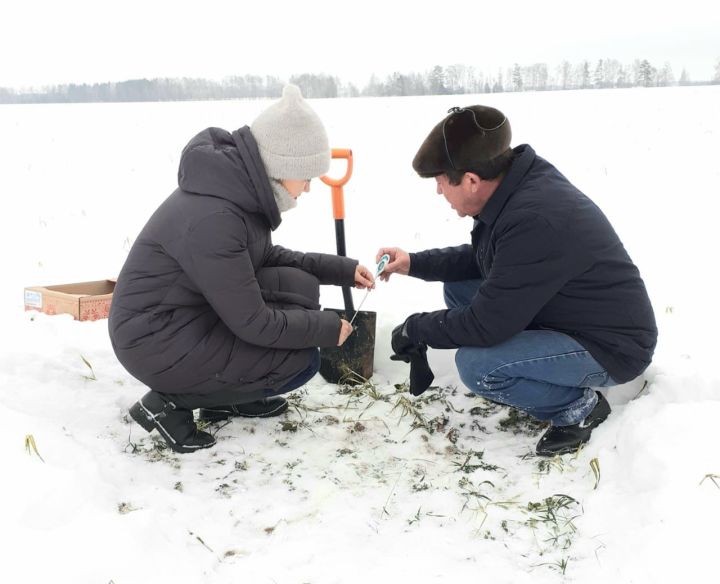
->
[[2, 58, 719, 104]]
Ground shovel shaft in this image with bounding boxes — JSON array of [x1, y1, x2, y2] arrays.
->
[[342, 287, 355, 314], [323, 149, 356, 314], [334, 219, 354, 312], [334, 219, 347, 256]]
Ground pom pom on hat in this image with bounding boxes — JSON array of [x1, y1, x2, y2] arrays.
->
[[251, 84, 330, 180]]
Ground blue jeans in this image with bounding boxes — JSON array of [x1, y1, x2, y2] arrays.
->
[[445, 280, 616, 426]]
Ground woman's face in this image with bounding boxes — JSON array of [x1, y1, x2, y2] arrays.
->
[[281, 179, 311, 199]]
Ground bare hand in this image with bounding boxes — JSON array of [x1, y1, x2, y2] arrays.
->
[[354, 264, 375, 289], [337, 319, 353, 346], [375, 247, 410, 282]]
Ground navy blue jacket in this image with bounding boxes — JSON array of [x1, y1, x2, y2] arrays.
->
[[406, 145, 657, 384]]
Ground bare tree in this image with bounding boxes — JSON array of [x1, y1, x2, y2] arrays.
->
[[445, 64, 466, 94], [573, 61, 591, 89], [529, 63, 548, 90], [464, 65, 482, 94], [603, 59, 624, 88], [636, 59, 656, 87], [511, 64, 523, 91], [558, 60, 572, 90], [593, 60, 605, 88], [656, 62, 675, 87]]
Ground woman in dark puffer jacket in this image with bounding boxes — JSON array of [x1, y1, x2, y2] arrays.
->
[[109, 85, 374, 452]]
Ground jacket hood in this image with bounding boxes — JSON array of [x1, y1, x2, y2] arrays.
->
[[177, 125, 281, 230]]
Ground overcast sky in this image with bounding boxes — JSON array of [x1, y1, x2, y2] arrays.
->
[[2, 0, 719, 88]]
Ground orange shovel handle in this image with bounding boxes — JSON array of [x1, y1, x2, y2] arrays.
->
[[320, 148, 353, 220]]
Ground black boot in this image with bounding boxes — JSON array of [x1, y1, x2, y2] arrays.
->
[[535, 392, 611, 457], [198, 397, 289, 422], [129, 391, 216, 453]]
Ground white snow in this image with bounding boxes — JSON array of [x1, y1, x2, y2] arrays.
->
[[2, 86, 719, 583]]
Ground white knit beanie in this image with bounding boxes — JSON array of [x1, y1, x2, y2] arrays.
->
[[251, 84, 330, 180]]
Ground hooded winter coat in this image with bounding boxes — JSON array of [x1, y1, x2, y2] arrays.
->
[[109, 126, 357, 395], [406, 145, 657, 384]]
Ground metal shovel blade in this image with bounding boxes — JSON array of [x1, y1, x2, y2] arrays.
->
[[319, 308, 376, 385]]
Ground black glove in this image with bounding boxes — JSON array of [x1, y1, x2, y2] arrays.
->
[[390, 322, 416, 363], [390, 320, 434, 396]]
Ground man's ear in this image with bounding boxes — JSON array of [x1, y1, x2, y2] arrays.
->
[[464, 172, 482, 193]]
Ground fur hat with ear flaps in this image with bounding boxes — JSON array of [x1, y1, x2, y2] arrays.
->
[[412, 105, 511, 178], [251, 84, 330, 180]]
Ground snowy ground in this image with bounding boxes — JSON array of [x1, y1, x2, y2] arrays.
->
[[2, 86, 719, 583]]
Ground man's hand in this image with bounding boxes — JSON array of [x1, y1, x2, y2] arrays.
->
[[390, 322, 418, 363], [389, 319, 435, 396], [375, 247, 410, 282], [354, 264, 375, 289], [338, 319, 353, 346]]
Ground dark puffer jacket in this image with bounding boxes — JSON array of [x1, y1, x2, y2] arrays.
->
[[406, 145, 657, 384], [109, 126, 357, 394]]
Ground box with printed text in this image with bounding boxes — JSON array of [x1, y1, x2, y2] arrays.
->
[[24, 279, 116, 321]]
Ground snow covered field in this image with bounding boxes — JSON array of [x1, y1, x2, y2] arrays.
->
[[2, 86, 719, 583]]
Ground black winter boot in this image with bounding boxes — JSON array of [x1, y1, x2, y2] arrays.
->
[[198, 397, 289, 422], [535, 392, 611, 457], [129, 391, 216, 453]]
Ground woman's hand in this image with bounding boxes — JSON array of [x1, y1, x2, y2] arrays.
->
[[375, 247, 410, 282], [338, 319, 353, 346], [354, 264, 375, 289]]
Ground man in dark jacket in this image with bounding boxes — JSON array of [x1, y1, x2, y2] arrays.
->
[[379, 105, 657, 456], [110, 85, 374, 453]]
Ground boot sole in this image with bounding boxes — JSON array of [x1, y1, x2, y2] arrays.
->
[[535, 426, 596, 457], [535, 393, 611, 456], [129, 401, 216, 454], [198, 401, 289, 422], [197, 409, 234, 423], [535, 442, 586, 457]]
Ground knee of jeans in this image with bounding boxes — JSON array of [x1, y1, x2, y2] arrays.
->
[[455, 347, 503, 395], [579, 370, 614, 388]]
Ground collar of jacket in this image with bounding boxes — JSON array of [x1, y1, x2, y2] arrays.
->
[[231, 126, 282, 231], [475, 144, 536, 226]]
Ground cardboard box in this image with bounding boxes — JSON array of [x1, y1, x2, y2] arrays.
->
[[24, 279, 116, 321]]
